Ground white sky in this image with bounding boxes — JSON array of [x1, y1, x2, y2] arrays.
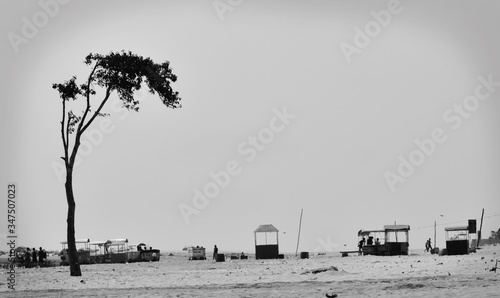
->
[[1, 0, 499, 253]]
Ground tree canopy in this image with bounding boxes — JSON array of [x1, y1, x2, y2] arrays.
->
[[53, 51, 181, 132]]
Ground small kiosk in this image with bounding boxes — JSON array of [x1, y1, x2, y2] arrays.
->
[[88, 239, 129, 263], [445, 226, 470, 255], [254, 224, 279, 259], [128, 243, 161, 262], [384, 225, 410, 255], [187, 246, 206, 260], [357, 225, 410, 256], [358, 229, 384, 256]]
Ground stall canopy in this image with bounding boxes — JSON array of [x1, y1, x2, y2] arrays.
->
[[445, 226, 468, 231], [384, 225, 410, 231], [60, 238, 90, 245], [254, 224, 279, 233]]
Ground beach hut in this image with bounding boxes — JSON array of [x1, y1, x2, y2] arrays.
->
[[445, 226, 470, 255], [254, 224, 279, 259], [384, 225, 410, 255], [355, 225, 410, 256], [103, 239, 129, 263]]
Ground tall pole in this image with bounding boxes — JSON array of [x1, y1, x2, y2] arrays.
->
[[434, 221, 436, 249], [477, 208, 485, 248], [295, 209, 303, 257]]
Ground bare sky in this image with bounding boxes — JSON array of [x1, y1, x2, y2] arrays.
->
[[1, 0, 499, 253]]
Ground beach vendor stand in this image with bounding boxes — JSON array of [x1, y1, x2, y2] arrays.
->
[[59, 238, 91, 265], [102, 239, 129, 263], [384, 225, 410, 255], [357, 229, 385, 256], [128, 243, 161, 262], [186, 246, 206, 260], [88, 240, 106, 264], [354, 225, 410, 256], [445, 226, 470, 255], [254, 224, 280, 259]]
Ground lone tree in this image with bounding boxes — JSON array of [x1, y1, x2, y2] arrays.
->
[[53, 51, 181, 276]]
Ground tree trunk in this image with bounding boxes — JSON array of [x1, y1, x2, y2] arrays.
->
[[65, 168, 82, 276]]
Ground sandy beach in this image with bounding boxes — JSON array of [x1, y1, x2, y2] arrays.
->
[[1, 245, 498, 297]]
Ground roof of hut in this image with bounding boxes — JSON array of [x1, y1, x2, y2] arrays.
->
[[384, 225, 410, 231], [254, 224, 279, 233]]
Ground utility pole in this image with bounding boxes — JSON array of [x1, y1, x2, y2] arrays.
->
[[477, 208, 485, 248], [434, 221, 437, 249], [295, 209, 303, 257]]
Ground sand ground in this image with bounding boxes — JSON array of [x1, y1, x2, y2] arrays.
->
[[1, 245, 499, 297]]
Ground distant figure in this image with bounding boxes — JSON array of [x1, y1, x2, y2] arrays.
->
[[425, 238, 432, 252], [213, 245, 218, 260], [240, 252, 245, 258], [32, 248, 38, 265], [25, 248, 31, 267], [38, 247, 45, 264], [358, 237, 365, 255], [104, 241, 111, 254], [367, 236, 373, 246], [375, 238, 380, 245]]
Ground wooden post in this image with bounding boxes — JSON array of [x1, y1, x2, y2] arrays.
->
[[434, 221, 436, 249], [477, 208, 485, 248], [295, 209, 303, 257]]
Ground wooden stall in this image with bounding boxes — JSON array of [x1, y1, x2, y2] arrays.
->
[[254, 224, 279, 259]]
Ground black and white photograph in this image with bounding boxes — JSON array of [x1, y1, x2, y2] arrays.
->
[[1, 0, 499, 297]]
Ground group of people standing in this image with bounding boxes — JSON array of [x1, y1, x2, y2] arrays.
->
[[358, 236, 382, 254], [21, 247, 48, 268]]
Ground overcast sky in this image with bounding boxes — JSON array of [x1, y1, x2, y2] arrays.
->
[[1, 0, 499, 253]]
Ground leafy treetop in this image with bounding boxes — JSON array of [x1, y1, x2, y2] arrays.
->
[[53, 50, 181, 113]]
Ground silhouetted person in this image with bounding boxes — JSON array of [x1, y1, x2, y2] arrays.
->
[[358, 237, 365, 255], [213, 245, 218, 260], [25, 248, 31, 267], [367, 236, 373, 245], [38, 247, 45, 265], [425, 238, 431, 252], [32, 248, 38, 265]]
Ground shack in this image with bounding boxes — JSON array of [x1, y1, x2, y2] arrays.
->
[[357, 224, 410, 256], [445, 226, 470, 255], [384, 225, 410, 255], [254, 224, 279, 259]]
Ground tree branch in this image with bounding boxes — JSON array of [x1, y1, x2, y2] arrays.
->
[[60, 99, 69, 166], [68, 87, 111, 167], [78, 60, 100, 135], [80, 87, 112, 134], [66, 112, 71, 158]]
